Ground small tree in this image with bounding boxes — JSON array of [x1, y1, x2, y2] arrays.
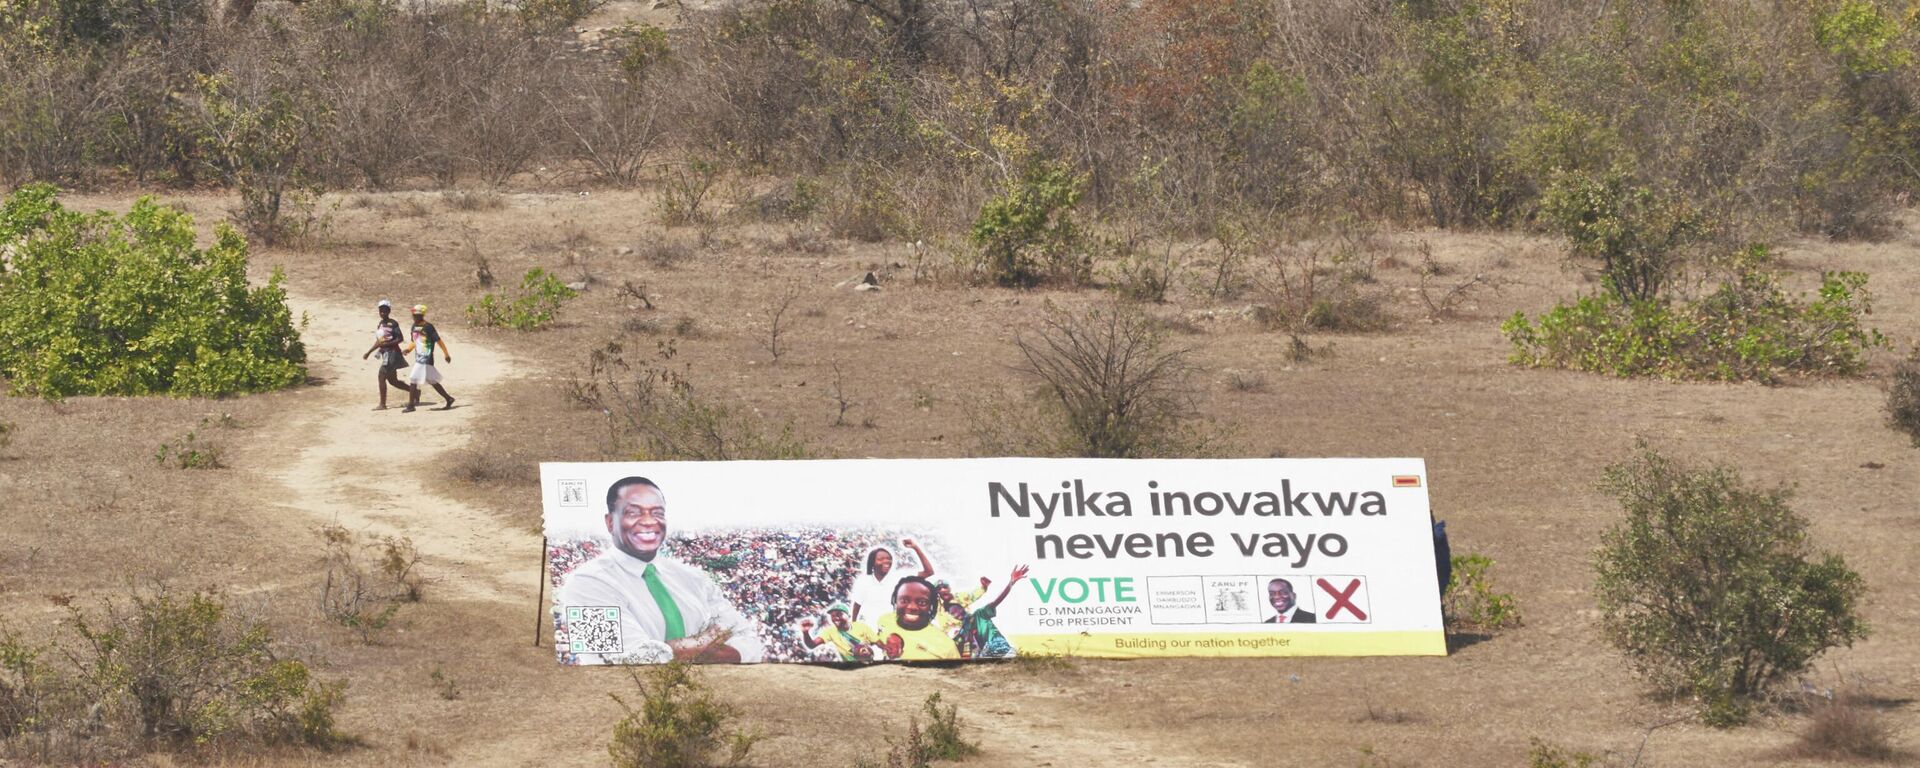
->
[[971, 161, 1086, 287], [189, 72, 329, 246], [1594, 445, 1868, 726], [1540, 170, 1704, 304]]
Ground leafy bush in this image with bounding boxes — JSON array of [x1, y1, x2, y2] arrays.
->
[[1539, 170, 1705, 304], [608, 662, 758, 768], [971, 162, 1087, 287], [155, 428, 224, 470], [1443, 553, 1521, 633], [0, 185, 307, 400], [1527, 740, 1602, 768], [1887, 352, 1920, 447], [468, 267, 578, 331], [1815, 1, 1912, 76], [567, 339, 813, 461], [1594, 445, 1869, 726], [976, 303, 1213, 458], [1504, 260, 1885, 383]]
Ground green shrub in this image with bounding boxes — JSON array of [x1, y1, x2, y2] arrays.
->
[[1887, 352, 1920, 447], [1539, 169, 1705, 304], [1527, 739, 1602, 768], [1815, 1, 1912, 76], [917, 693, 978, 761], [608, 662, 757, 768], [1443, 553, 1521, 633], [971, 162, 1087, 287], [0, 185, 307, 400], [0, 628, 53, 743], [1594, 445, 1869, 727], [468, 267, 578, 331], [155, 428, 224, 470], [1503, 259, 1885, 383]]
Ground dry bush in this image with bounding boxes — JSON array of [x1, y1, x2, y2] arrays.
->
[[975, 302, 1215, 458], [1254, 238, 1392, 334], [318, 525, 426, 642], [1887, 352, 1920, 447], [1, 585, 347, 762], [1791, 691, 1902, 762], [548, 64, 664, 187], [452, 441, 538, 485], [443, 190, 506, 212], [567, 339, 812, 461]]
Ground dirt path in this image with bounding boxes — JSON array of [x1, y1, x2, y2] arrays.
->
[[258, 293, 536, 605]]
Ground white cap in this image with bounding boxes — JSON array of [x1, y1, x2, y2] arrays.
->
[[377, 299, 391, 308]]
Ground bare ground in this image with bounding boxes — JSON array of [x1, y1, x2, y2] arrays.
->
[[2, 188, 1916, 766]]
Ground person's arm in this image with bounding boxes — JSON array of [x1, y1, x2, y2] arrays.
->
[[684, 575, 765, 663], [436, 332, 451, 363], [982, 565, 1030, 611], [903, 538, 935, 579], [797, 619, 822, 649], [555, 569, 658, 664], [363, 342, 377, 360]]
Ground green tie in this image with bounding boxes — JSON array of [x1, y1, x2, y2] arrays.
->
[[642, 563, 686, 642]]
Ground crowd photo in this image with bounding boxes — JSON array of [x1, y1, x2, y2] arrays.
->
[[547, 477, 1032, 664]]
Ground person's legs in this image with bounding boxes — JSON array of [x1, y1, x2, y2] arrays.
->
[[378, 366, 407, 409], [430, 383, 455, 410]]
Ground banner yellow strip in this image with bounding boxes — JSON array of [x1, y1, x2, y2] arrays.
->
[[1008, 630, 1446, 658]]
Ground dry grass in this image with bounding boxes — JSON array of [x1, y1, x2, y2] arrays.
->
[[8, 189, 1920, 766]]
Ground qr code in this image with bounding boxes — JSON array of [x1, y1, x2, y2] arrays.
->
[[566, 606, 622, 654]]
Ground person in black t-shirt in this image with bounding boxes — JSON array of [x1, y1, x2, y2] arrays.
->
[[360, 299, 411, 410]]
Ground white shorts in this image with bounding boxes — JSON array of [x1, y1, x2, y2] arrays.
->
[[407, 363, 444, 385]]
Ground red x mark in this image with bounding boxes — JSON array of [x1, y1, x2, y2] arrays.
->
[[1317, 578, 1368, 621]]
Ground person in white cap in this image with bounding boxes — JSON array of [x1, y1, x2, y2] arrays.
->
[[402, 303, 455, 412], [360, 299, 410, 410]]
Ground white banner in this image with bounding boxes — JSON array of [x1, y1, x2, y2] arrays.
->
[[541, 458, 1445, 664]]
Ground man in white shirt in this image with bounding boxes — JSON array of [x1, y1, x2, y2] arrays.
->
[[558, 476, 765, 663]]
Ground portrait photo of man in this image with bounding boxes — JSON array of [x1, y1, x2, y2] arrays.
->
[[556, 476, 765, 663], [1262, 577, 1317, 624]]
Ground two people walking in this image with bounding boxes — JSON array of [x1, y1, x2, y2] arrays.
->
[[363, 299, 457, 412]]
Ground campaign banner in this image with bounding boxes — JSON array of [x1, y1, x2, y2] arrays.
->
[[541, 458, 1445, 664]]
